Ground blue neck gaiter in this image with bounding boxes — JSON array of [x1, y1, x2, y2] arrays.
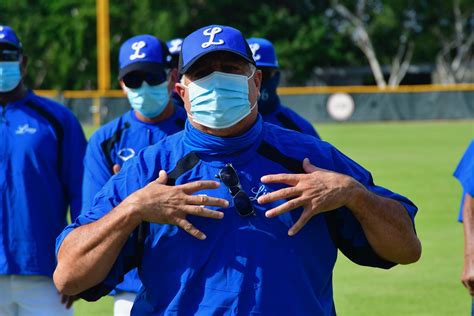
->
[[258, 71, 281, 114], [183, 115, 264, 157]]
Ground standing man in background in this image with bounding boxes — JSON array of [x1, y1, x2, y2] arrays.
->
[[247, 37, 320, 138], [81, 34, 186, 316], [167, 38, 184, 108], [0, 25, 86, 315], [454, 140, 474, 301]]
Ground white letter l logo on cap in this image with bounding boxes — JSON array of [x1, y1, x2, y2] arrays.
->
[[130, 41, 146, 60], [201, 27, 224, 48]]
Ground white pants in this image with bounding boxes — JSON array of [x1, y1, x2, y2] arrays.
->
[[0, 275, 73, 316], [114, 292, 136, 316]]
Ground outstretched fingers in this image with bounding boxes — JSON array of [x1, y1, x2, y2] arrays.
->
[[258, 186, 302, 204], [260, 174, 301, 186], [175, 218, 206, 240], [185, 194, 229, 208], [264, 197, 304, 218], [182, 205, 224, 220], [179, 180, 221, 194], [288, 208, 313, 236]]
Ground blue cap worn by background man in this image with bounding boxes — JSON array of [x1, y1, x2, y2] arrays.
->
[[167, 38, 185, 107], [179, 25, 255, 74], [247, 37, 321, 139], [247, 37, 278, 68], [167, 38, 183, 56], [119, 34, 169, 79], [0, 25, 22, 49]]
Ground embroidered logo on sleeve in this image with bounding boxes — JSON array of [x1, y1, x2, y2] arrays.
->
[[15, 124, 37, 135]]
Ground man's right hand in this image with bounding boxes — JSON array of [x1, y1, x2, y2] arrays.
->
[[124, 170, 229, 240], [461, 262, 474, 296]]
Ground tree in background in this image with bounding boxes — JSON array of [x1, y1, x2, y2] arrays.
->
[[0, 0, 472, 89], [428, 0, 473, 83]]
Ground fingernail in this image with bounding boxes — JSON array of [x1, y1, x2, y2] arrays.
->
[[265, 211, 271, 218], [201, 234, 207, 240], [288, 230, 295, 236]]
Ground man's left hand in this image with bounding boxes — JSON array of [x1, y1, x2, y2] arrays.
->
[[258, 158, 365, 236]]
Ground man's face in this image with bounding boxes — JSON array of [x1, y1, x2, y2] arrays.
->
[[176, 51, 262, 114], [0, 43, 27, 79]]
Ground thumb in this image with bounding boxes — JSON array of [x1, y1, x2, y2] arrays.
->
[[155, 170, 168, 185], [302, 158, 319, 174], [112, 164, 121, 174]]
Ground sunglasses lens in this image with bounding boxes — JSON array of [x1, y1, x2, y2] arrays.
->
[[123, 71, 166, 89], [233, 191, 254, 217], [145, 72, 167, 86], [219, 166, 239, 187], [123, 75, 143, 89], [0, 49, 20, 62]]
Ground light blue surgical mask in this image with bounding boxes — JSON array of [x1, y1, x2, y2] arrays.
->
[[184, 70, 256, 129], [0, 61, 21, 92], [125, 81, 170, 118]]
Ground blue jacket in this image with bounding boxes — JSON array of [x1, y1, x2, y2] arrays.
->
[[454, 139, 474, 222], [82, 107, 186, 293], [1, 90, 86, 276], [58, 116, 417, 315]]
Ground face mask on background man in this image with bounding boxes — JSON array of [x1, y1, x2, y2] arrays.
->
[[0, 61, 21, 93], [124, 81, 170, 118]]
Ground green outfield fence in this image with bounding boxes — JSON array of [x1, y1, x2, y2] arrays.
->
[[36, 84, 474, 127]]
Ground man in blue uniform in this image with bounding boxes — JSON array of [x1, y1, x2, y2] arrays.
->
[[167, 38, 184, 108], [247, 37, 320, 138], [54, 25, 421, 315], [82, 34, 186, 315], [0, 25, 86, 315], [454, 140, 474, 297]]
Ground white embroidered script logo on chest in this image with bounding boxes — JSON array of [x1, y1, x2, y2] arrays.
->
[[129, 41, 146, 60], [249, 184, 269, 201], [201, 27, 225, 48], [15, 124, 37, 135]]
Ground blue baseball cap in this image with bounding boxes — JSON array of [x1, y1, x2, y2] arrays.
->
[[118, 34, 169, 79], [247, 38, 278, 68], [0, 25, 22, 50], [179, 25, 255, 74], [167, 38, 183, 56]]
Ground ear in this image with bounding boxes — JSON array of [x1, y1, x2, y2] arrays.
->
[[253, 69, 262, 98], [119, 80, 128, 96], [20, 55, 28, 78], [175, 77, 187, 100], [168, 68, 178, 91], [254, 69, 262, 91]]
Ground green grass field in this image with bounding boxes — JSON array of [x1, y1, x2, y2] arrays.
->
[[76, 120, 474, 315]]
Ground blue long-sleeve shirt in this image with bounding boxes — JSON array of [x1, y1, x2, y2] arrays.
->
[[454, 139, 474, 222], [1, 90, 86, 276], [58, 116, 417, 315], [82, 107, 186, 293]]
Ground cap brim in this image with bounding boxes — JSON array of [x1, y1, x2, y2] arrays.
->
[[118, 62, 165, 79], [179, 48, 255, 74], [0, 40, 21, 50], [255, 62, 279, 68]]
